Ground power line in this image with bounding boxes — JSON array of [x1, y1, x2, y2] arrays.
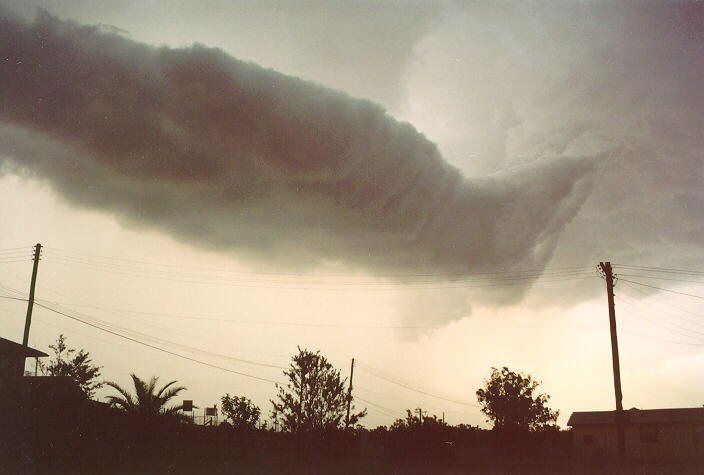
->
[[44, 252, 595, 282], [50, 246, 594, 279], [356, 361, 479, 408], [355, 396, 403, 419], [620, 280, 704, 321], [616, 274, 704, 285], [356, 384, 479, 419], [616, 293, 704, 335], [0, 294, 28, 302], [614, 264, 704, 277], [618, 279, 704, 300], [618, 285, 704, 329], [24, 299, 606, 330], [615, 297, 704, 342], [41, 258, 597, 291], [618, 326, 704, 347], [0, 246, 33, 254], [33, 301, 285, 383], [37, 300, 287, 369], [0, 276, 288, 361]]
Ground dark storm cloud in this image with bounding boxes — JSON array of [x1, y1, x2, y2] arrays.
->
[[405, 2, 704, 292], [0, 9, 601, 282]]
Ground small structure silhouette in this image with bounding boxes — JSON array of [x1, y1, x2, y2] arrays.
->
[[0, 336, 47, 386], [568, 407, 704, 460]]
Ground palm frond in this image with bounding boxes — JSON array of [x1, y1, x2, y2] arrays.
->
[[158, 384, 186, 405], [105, 373, 188, 419], [104, 380, 136, 410]]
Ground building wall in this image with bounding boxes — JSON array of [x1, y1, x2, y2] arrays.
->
[[573, 423, 704, 460]]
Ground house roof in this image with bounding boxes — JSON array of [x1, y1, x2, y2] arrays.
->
[[568, 407, 704, 426], [0, 336, 48, 358]]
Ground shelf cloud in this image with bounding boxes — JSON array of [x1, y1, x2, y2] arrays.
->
[[0, 8, 601, 285]]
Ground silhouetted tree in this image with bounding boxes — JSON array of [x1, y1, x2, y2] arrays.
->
[[271, 347, 366, 433], [105, 374, 186, 419], [476, 366, 558, 432], [221, 394, 260, 429], [390, 408, 446, 431], [39, 334, 102, 398]]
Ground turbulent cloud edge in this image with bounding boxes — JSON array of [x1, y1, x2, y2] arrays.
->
[[0, 8, 602, 284]]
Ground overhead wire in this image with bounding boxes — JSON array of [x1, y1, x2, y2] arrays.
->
[[50, 246, 593, 278], [616, 274, 704, 285], [42, 248, 597, 289], [0, 275, 291, 362], [355, 396, 403, 419], [355, 384, 479, 419], [33, 301, 285, 384], [615, 293, 704, 336], [618, 326, 704, 346], [614, 303, 704, 344], [41, 258, 598, 291], [34, 299, 287, 370], [15, 298, 606, 331], [618, 278, 704, 300], [613, 264, 704, 277], [618, 283, 704, 329], [356, 361, 480, 408], [0, 294, 28, 302], [620, 280, 704, 322]]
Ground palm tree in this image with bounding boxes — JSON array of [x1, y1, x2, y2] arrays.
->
[[105, 373, 187, 418]]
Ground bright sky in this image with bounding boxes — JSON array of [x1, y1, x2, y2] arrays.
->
[[0, 1, 702, 429]]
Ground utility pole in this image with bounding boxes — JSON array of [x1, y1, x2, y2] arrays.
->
[[417, 408, 424, 425], [22, 243, 42, 348], [19, 243, 42, 377], [599, 261, 625, 458], [345, 358, 355, 429]]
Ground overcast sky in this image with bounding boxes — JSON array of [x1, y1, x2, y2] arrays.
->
[[1, 1, 702, 428]]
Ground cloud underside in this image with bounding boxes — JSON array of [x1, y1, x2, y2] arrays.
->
[[0, 9, 600, 297]]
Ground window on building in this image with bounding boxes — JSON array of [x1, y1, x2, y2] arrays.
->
[[695, 424, 704, 443], [640, 426, 658, 443]]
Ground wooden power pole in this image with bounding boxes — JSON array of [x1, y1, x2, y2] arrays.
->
[[345, 358, 355, 429], [599, 261, 625, 458], [22, 243, 42, 347], [19, 243, 41, 376]]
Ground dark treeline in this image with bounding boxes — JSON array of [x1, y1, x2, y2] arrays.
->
[[3, 336, 687, 473], [3, 401, 574, 473]]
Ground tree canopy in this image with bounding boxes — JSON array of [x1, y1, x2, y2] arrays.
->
[[271, 347, 366, 433], [476, 366, 559, 432], [105, 374, 187, 419], [390, 408, 444, 431], [221, 394, 260, 429], [40, 334, 102, 399]]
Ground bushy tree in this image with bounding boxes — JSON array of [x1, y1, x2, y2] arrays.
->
[[221, 394, 260, 429], [39, 334, 102, 399], [271, 347, 366, 433], [476, 366, 558, 432], [105, 374, 186, 419], [390, 408, 443, 431]]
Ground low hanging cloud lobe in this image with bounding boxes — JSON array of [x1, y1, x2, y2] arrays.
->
[[0, 9, 601, 283]]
